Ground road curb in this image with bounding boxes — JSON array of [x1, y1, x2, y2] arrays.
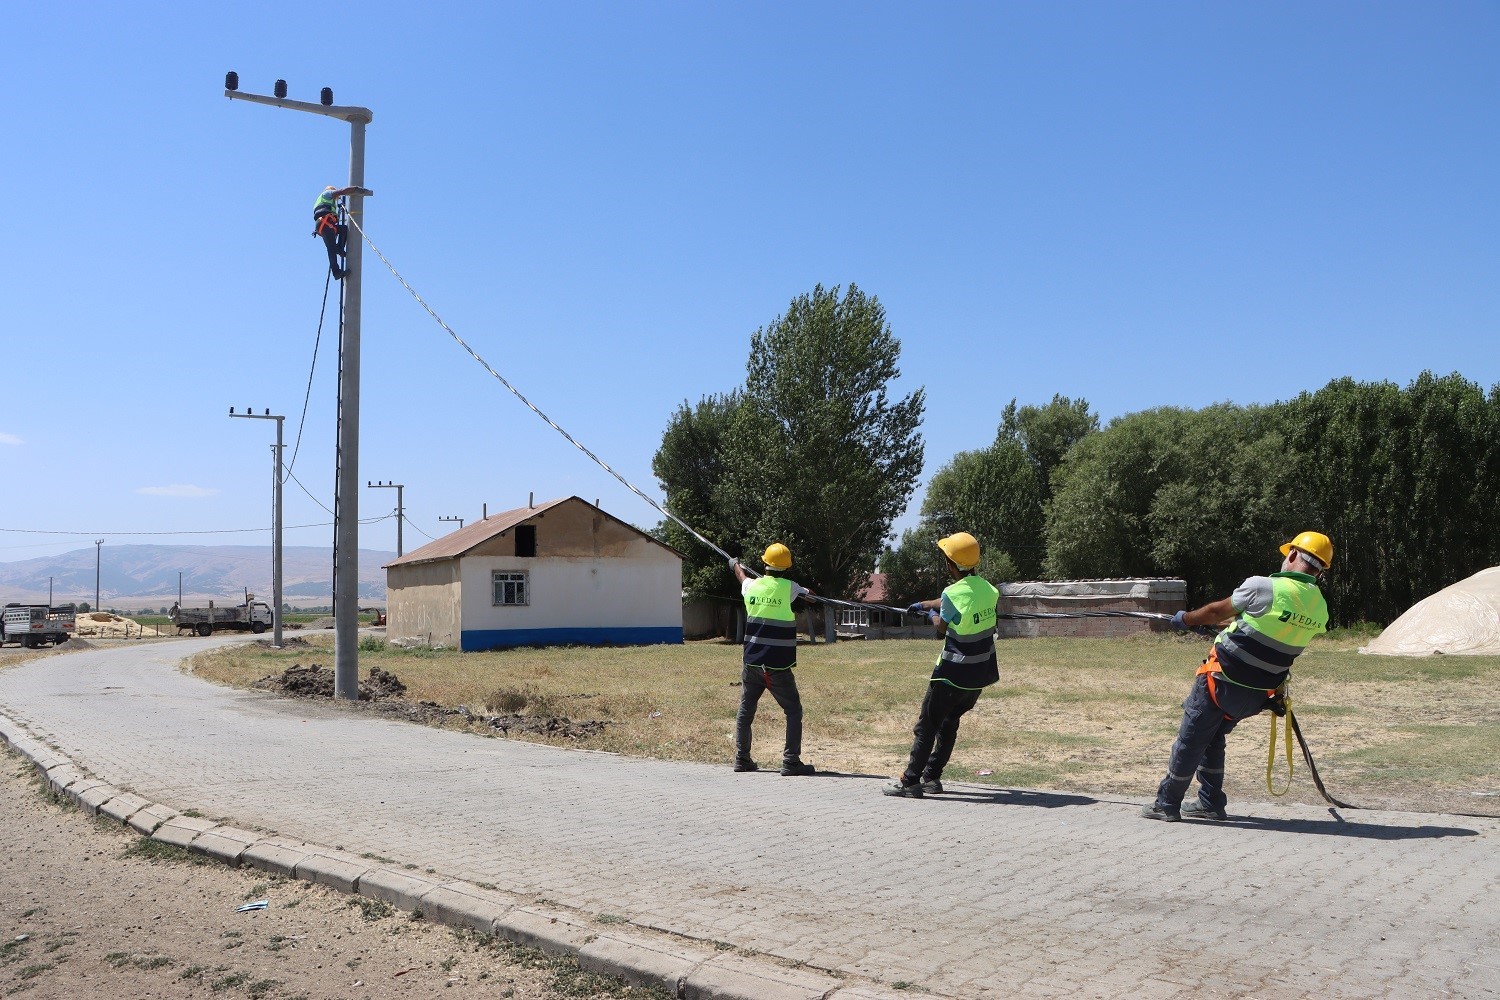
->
[[0, 710, 944, 1000]]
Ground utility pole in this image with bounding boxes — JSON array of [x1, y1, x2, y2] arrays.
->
[[94, 539, 103, 612], [439, 515, 465, 532], [368, 481, 405, 556], [48, 577, 53, 607], [225, 72, 372, 700], [230, 406, 285, 648]]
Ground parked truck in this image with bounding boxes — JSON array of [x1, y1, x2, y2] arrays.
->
[[0, 603, 77, 648], [169, 601, 273, 636]]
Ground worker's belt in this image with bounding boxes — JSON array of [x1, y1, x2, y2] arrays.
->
[[1198, 646, 1286, 693], [314, 212, 339, 236]]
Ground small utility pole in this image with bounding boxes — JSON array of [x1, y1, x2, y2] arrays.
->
[[225, 71, 371, 700], [94, 539, 103, 611], [230, 407, 285, 647], [439, 515, 465, 532], [48, 576, 53, 607], [368, 480, 405, 556]]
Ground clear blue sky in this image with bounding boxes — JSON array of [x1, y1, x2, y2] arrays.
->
[[2, 2, 1496, 565]]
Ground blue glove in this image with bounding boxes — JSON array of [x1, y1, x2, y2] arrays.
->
[[906, 602, 927, 617], [1170, 610, 1189, 632]]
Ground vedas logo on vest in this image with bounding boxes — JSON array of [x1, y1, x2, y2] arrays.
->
[[1278, 610, 1321, 627]]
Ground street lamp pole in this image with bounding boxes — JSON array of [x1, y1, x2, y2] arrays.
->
[[368, 481, 405, 557], [230, 407, 285, 647], [225, 74, 372, 700]]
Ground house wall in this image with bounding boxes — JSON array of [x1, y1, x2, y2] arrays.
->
[[458, 500, 682, 650], [386, 561, 461, 647]]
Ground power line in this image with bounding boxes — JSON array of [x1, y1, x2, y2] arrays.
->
[[285, 269, 334, 479]]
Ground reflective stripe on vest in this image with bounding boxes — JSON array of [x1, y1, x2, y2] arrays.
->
[[744, 576, 797, 669], [932, 575, 999, 690], [1214, 572, 1328, 688]]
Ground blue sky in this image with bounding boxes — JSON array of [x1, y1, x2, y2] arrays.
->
[[2, 2, 1496, 566]]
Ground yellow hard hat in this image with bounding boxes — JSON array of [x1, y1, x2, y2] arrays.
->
[[936, 531, 981, 571], [762, 542, 792, 571], [1280, 531, 1334, 569]]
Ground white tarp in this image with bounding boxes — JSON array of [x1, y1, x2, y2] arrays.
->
[[1360, 567, 1500, 656]]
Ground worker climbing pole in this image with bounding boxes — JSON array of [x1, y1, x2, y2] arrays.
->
[[313, 184, 357, 279]]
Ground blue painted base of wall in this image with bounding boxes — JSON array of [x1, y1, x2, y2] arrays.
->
[[460, 626, 684, 652]]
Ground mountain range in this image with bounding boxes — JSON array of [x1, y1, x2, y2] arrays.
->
[[0, 545, 394, 609]]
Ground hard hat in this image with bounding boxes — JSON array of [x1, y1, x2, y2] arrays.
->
[[1280, 531, 1334, 569], [936, 531, 981, 571], [761, 542, 792, 571], [325, 185, 337, 191]]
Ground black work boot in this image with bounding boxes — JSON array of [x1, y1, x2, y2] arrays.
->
[[883, 778, 924, 798], [780, 759, 816, 776], [733, 758, 759, 773], [919, 777, 944, 795], [1140, 803, 1180, 822]]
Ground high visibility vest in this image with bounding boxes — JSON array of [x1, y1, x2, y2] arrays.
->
[[931, 575, 999, 690], [314, 190, 338, 216], [1213, 571, 1328, 689], [744, 576, 798, 670]]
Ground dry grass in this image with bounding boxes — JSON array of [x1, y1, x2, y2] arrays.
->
[[189, 631, 1500, 814]]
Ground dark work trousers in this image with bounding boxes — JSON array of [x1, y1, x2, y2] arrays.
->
[[315, 213, 347, 277], [901, 681, 983, 784], [1154, 671, 1276, 813], [735, 664, 804, 764]]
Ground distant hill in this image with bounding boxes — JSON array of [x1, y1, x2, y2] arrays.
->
[[0, 544, 394, 609]]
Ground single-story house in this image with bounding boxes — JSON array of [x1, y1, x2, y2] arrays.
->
[[383, 496, 683, 651]]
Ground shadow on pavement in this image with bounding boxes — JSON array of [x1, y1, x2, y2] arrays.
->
[[932, 787, 1099, 809], [1222, 814, 1479, 840]]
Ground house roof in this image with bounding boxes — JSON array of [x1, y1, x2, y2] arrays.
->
[[858, 572, 888, 603], [382, 496, 683, 569]]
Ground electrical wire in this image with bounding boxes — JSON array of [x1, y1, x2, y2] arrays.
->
[[284, 268, 334, 479]]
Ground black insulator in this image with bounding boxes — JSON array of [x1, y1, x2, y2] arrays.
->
[[320, 87, 333, 106], [225, 71, 239, 92], [274, 79, 288, 99]]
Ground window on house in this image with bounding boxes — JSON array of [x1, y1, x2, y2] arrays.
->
[[493, 571, 528, 606], [515, 525, 536, 557], [836, 609, 870, 627]]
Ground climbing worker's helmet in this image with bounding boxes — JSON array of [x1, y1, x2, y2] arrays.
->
[[936, 531, 982, 571], [1280, 531, 1334, 570], [761, 543, 793, 571]]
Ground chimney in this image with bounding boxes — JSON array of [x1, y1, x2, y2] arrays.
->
[[529, 492, 534, 508], [483, 503, 488, 520]]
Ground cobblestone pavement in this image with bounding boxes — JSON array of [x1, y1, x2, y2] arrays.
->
[[1, 641, 1496, 998]]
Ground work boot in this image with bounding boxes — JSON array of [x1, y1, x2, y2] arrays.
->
[[780, 760, 816, 776], [883, 779, 924, 798], [1181, 799, 1228, 821], [732, 758, 759, 773], [919, 778, 944, 795], [1139, 803, 1180, 822]]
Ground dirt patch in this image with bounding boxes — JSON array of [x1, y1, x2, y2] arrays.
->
[[249, 636, 313, 650], [0, 751, 668, 999], [251, 664, 610, 741], [51, 637, 96, 652]]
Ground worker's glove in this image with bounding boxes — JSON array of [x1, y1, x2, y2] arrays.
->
[[1170, 610, 1190, 632], [727, 557, 738, 569], [906, 602, 927, 617]]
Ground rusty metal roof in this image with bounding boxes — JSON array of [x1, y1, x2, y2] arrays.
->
[[382, 496, 683, 569]]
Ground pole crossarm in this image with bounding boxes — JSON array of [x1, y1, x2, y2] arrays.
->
[[224, 90, 372, 124]]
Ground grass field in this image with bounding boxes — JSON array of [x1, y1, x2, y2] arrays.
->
[[190, 631, 1500, 815]]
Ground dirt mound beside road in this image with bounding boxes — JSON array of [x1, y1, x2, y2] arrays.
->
[[251, 663, 608, 740]]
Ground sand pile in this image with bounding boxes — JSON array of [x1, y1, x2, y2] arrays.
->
[[1361, 567, 1500, 656], [73, 612, 158, 638]]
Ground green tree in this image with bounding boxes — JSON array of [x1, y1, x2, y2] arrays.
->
[[722, 284, 926, 600], [997, 394, 1099, 495], [920, 442, 1043, 578], [651, 392, 747, 600]]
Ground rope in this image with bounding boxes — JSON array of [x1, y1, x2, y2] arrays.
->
[[285, 268, 334, 479], [343, 214, 731, 563]]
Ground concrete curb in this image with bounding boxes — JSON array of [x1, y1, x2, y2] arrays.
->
[[0, 711, 945, 1000]]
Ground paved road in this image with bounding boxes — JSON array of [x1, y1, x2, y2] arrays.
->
[[1, 641, 1496, 998]]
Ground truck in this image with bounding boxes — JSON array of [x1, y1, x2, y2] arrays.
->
[[169, 601, 274, 636], [1, 603, 77, 648]]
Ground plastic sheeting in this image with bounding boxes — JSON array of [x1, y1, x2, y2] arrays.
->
[[1360, 567, 1500, 656]]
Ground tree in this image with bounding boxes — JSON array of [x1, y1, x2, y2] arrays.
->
[[651, 392, 747, 600], [997, 394, 1099, 495], [920, 443, 1043, 578], [722, 284, 926, 600]]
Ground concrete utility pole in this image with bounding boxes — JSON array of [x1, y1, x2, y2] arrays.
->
[[439, 515, 465, 532], [225, 73, 372, 700], [368, 481, 405, 556], [230, 407, 285, 648], [94, 539, 103, 611]]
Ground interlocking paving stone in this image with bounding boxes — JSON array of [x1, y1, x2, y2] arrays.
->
[[0, 640, 1496, 999]]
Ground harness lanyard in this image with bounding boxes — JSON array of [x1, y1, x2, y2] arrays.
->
[[1266, 681, 1295, 797]]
